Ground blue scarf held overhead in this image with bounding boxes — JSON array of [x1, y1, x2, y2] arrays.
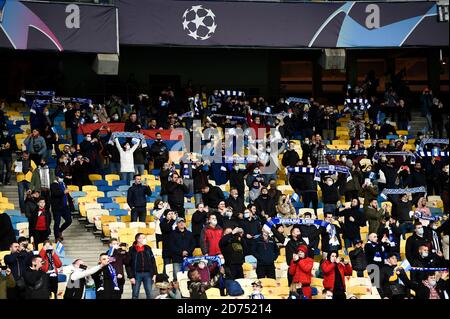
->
[[181, 256, 222, 272]]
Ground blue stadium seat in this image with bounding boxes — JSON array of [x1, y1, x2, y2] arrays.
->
[[109, 209, 129, 217], [112, 180, 128, 187], [107, 191, 122, 198], [103, 203, 120, 211], [97, 197, 113, 204], [5, 210, 21, 216], [117, 185, 131, 192], [10, 216, 28, 224], [98, 186, 116, 192], [94, 180, 108, 187], [184, 202, 195, 209], [70, 191, 87, 198], [15, 120, 28, 126]]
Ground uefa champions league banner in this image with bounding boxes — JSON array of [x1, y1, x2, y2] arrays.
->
[[0, 0, 118, 53], [117, 0, 448, 48]]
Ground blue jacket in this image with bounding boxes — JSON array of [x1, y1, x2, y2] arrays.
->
[[252, 237, 279, 266], [4, 251, 34, 280], [169, 228, 195, 263]]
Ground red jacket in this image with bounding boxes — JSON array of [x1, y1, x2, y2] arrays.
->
[[247, 113, 270, 140], [200, 225, 223, 256], [39, 248, 63, 274], [321, 260, 352, 290], [289, 257, 314, 285]]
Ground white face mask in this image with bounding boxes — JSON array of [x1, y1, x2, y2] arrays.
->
[[44, 111, 49, 116], [254, 169, 260, 175], [417, 228, 424, 236], [428, 279, 437, 287], [341, 157, 347, 162], [326, 181, 333, 186], [86, 136, 92, 142], [57, 177, 64, 183], [234, 166, 239, 171], [125, 145, 131, 150], [93, 116, 98, 121], [420, 251, 428, 258], [210, 220, 217, 226], [244, 213, 250, 219]]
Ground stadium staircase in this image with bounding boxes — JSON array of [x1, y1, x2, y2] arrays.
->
[[408, 111, 429, 136]]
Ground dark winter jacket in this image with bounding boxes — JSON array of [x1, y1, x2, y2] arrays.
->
[[169, 228, 196, 263], [127, 183, 152, 208]]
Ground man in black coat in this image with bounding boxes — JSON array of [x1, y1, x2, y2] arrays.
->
[[227, 163, 254, 198], [378, 252, 408, 299], [169, 218, 195, 280], [149, 132, 169, 169], [92, 253, 121, 299], [282, 142, 300, 169], [298, 212, 321, 258], [219, 227, 247, 280], [191, 203, 208, 248], [23, 255, 50, 299], [124, 112, 142, 132], [349, 240, 367, 277], [410, 245, 446, 282], [4, 238, 33, 299], [254, 187, 276, 218], [50, 172, 72, 240], [166, 173, 189, 218], [364, 233, 391, 268], [253, 232, 279, 279], [201, 184, 225, 209], [225, 188, 245, 214], [405, 222, 431, 263], [127, 175, 152, 222], [107, 239, 130, 297], [127, 233, 158, 299]]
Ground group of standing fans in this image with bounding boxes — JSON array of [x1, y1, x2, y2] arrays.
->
[[0, 79, 449, 300]]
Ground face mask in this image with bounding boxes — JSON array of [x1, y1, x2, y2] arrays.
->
[[63, 160, 68, 165], [156, 138, 162, 142], [112, 244, 119, 250], [2, 131, 7, 137], [142, 238, 148, 245], [44, 111, 49, 116], [444, 168, 449, 174], [341, 157, 347, 162], [432, 224, 438, 230], [40, 163, 46, 167], [326, 181, 333, 186], [428, 279, 437, 287], [113, 115, 119, 120], [420, 251, 428, 258], [417, 228, 424, 236], [210, 220, 217, 226], [125, 145, 131, 150], [93, 116, 98, 121], [225, 211, 232, 218], [253, 185, 259, 189], [254, 170, 260, 175], [244, 213, 250, 219], [261, 193, 268, 198], [86, 137, 92, 142], [234, 166, 239, 171], [232, 194, 238, 199], [57, 177, 64, 183]]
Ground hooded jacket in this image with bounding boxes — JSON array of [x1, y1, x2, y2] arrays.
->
[[288, 245, 314, 285], [200, 224, 223, 256]]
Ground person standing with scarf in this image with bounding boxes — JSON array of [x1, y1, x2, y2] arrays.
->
[[92, 253, 121, 299], [29, 198, 51, 250], [50, 172, 72, 241], [39, 241, 62, 299]]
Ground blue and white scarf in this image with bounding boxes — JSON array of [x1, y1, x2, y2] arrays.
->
[[343, 98, 371, 112], [210, 114, 246, 121], [20, 90, 55, 102], [219, 90, 245, 97], [400, 259, 447, 272], [106, 247, 120, 291], [381, 186, 427, 199], [314, 165, 352, 182], [412, 211, 440, 221], [108, 132, 147, 147], [373, 151, 416, 164], [416, 150, 449, 158], [323, 149, 367, 156], [286, 166, 315, 174], [181, 256, 222, 272], [285, 97, 310, 105], [418, 138, 449, 151], [249, 108, 288, 118]]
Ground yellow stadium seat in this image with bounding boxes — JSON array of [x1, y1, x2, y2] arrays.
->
[[121, 215, 131, 223], [86, 191, 105, 199], [0, 251, 10, 266], [205, 288, 221, 299], [67, 185, 79, 192], [260, 278, 277, 287], [129, 222, 146, 229], [105, 174, 120, 186], [0, 197, 9, 204], [115, 197, 127, 204], [88, 174, 103, 182], [397, 130, 408, 136], [137, 228, 154, 235], [0, 203, 14, 210], [82, 185, 98, 192]]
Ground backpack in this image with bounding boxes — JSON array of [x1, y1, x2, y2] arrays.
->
[[225, 280, 244, 296]]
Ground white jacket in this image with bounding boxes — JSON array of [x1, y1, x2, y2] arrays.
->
[[115, 139, 139, 173]]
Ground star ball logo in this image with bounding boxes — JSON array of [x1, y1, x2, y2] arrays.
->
[[182, 5, 217, 40]]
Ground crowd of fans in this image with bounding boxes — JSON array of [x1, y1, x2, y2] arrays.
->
[[0, 77, 449, 300]]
